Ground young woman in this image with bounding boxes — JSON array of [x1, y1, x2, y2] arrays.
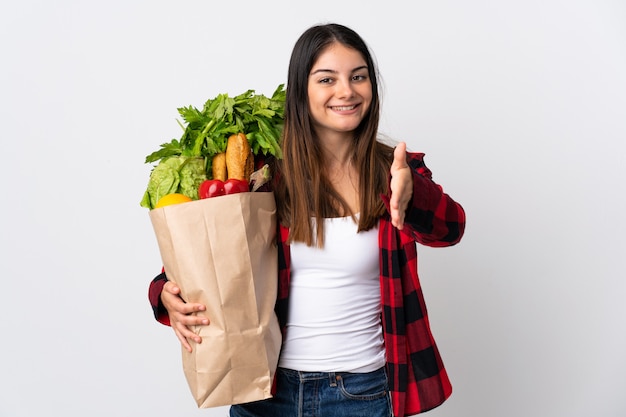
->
[[148, 23, 466, 417]]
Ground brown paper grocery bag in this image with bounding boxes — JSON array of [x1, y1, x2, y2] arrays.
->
[[149, 192, 282, 408]]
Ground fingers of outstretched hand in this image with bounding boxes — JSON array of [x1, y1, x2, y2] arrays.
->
[[389, 142, 413, 230]]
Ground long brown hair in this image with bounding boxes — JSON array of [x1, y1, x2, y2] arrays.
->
[[273, 23, 394, 246]]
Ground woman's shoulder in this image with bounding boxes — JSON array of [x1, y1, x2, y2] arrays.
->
[[406, 150, 426, 162], [405, 151, 432, 178]]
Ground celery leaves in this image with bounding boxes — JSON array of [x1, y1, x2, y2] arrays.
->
[[141, 84, 285, 208]]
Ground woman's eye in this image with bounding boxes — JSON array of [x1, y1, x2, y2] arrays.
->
[[353, 74, 367, 81], [319, 77, 333, 84]]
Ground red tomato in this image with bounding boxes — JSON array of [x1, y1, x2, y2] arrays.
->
[[198, 179, 225, 199], [223, 178, 250, 195]]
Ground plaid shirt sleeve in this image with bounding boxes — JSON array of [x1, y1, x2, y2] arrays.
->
[[403, 152, 465, 246], [148, 271, 171, 326], [380, 152, 466, 416]]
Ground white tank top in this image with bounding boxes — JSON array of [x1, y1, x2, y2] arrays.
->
[[278, 216, 386, 372]]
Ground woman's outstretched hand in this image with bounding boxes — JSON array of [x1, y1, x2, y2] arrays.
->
[[389, 142, 413, 230], [161, 281, 209, 352]]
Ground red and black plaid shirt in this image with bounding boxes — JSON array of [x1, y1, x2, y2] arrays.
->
[[148, 152, 466, 417]]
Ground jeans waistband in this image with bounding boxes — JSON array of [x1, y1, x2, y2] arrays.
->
[[278, 366, 386, 383]]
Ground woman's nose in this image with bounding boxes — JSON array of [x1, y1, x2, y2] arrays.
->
[[335, 79, 355, 99]]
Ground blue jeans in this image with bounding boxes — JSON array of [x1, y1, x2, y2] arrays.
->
[[230, 367, 392, 417]]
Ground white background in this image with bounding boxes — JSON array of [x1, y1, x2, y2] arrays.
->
[[1, 1, 625, 416]]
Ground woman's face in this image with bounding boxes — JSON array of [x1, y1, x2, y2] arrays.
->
[[307, 43, 372, 140]]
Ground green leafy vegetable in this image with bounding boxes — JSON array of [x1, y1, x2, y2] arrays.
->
[[140, 84, 285, 209], [140, 156, 206, 209]]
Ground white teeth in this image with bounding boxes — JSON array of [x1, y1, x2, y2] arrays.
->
[[332, 105, 355, 111]]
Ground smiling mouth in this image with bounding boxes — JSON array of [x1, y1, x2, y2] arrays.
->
[[330, 105, 357, 111]]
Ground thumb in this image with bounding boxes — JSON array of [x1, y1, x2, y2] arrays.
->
[[391, 142, 408, 171], [164, 280, 181, 295]]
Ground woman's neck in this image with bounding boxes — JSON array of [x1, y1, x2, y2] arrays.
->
[[323, 147, 360, 216], [320, 134, 353, 167]]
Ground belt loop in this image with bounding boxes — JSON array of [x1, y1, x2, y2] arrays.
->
[[329, 372, 337, 387]]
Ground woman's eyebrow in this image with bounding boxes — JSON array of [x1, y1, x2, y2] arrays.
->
[[310, 65, 368, 75]]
